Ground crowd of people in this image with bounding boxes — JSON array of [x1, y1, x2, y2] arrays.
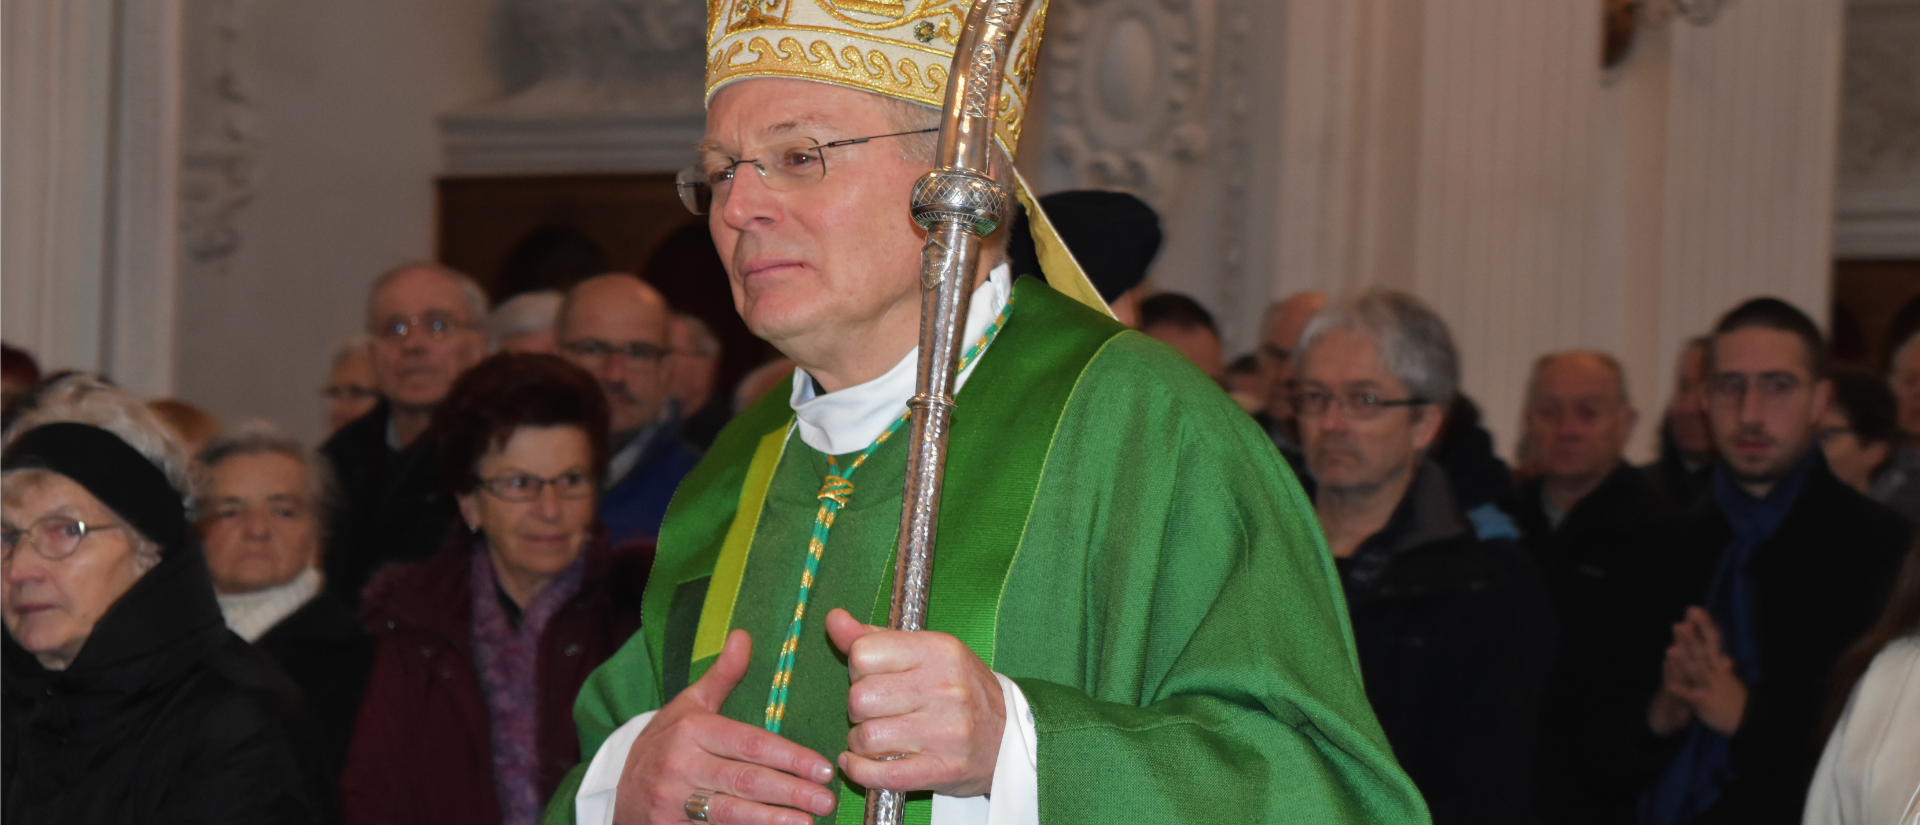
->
[[3, 207, 1919, 825], [1131, 285, 1920, 825]]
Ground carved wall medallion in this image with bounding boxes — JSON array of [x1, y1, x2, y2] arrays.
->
[[1839, 17, 1920, 183], [1041, 0, 1210, 200]]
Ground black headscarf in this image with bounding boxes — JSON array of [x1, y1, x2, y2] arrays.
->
[[2, 422, 187, 556]]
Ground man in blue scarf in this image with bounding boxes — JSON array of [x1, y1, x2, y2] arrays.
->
[[1640, 298, 1911, 825]]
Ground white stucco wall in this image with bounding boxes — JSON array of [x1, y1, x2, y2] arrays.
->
[[171, 0, 496, 445]]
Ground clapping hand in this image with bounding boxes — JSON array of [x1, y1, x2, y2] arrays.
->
[[1650, 607, 1749, 738]]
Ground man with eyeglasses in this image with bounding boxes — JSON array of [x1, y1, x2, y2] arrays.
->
[[1507, 352, 1679, 824], [556, 274, 702, 545], [320, 262, 489, 604], [539, 3, 1427, 824], [1293, 288, 1555, 825], [1641, 298, 1910, 825], [1254, 290, 1327, 471]]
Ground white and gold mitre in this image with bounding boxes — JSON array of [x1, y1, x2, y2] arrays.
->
[[705, 0, 1051, 159]]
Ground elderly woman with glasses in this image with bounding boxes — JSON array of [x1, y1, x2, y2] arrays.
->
[[2, 376, 324, 824], [341, 354, 650, 825]]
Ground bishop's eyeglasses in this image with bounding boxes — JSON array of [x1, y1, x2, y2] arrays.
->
[[675, 128, 939, 216]]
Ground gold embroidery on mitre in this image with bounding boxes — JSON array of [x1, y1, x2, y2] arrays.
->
[[809, 0, 966, 41], [727, 0, 792, 34], [707, 0, 1051, 158], [710, 36, 949, 107], [827, 0, 908, 20]]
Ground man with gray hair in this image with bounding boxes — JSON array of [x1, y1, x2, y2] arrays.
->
[[1507, 351, 1679, 822], [321, 262, 488, 603], [487, 290, 564, 355], [1294, 288, 1555, 825]]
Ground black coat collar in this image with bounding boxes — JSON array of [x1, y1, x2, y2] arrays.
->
[[4, 543, 227, 699]]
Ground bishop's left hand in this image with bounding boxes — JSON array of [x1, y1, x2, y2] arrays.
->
[[824, 608, 1006, 798]]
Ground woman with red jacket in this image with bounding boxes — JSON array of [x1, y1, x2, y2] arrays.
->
[[342, 354, 650, 825]]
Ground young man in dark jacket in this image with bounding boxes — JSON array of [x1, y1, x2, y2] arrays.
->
[[1509, 352, 1680, 823], [1640, 298, 1912, 825], [1296, 289, 1557, 825]]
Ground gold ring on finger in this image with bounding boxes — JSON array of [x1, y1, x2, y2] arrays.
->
[[685, 792, 713, 822]]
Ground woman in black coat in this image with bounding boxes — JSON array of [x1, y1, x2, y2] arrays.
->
[[1, 377, 325, 824]]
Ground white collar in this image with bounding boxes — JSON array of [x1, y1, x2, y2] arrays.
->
[[790, 264, 1011, 454], [216, 566, 323, 643]]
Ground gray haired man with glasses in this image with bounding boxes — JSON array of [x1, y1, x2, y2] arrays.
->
[[320, 262, 489, 604], [556, 273, 702, 544], [1294, 287, 1555, 825]]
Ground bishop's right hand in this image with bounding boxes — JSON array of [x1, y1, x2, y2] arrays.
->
[[614, 629, 839, 825]]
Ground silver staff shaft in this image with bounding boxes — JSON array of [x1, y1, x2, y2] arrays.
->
[[864, 0, 1037, 823]]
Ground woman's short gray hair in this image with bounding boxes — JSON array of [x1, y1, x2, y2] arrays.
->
[[1293, 288, 1460, 410], [196, 420, 335, 542], [2, 374, 192, 573]]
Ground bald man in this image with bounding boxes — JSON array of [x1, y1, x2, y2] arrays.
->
[[558, 274, 704, 544], [1255, 292, 1328, 463], [1506, 351, 1679, 823]]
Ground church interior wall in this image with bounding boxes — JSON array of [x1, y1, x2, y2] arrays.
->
[[5, 0, 1918, 466], [169, 0, 496, 444]]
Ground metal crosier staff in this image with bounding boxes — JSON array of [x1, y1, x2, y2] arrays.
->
[[865, 0, 1040, 822]]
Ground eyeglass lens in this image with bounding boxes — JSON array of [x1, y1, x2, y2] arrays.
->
[[1293, 390, 1419, 421], [673, 128, 938, 216], [677, 139, 828, 216], [482, 472, 595, 502], [374, 313, 464, 341], [1706, 372, 1801, 406], [562, 340, 670, 362], [2, 517, 98, 563]]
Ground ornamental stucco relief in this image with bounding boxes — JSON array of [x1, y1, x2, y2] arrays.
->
[[1041, 0, 1212, 200]]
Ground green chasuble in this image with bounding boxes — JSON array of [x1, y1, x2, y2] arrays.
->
[[543, 277, 1430, 824]]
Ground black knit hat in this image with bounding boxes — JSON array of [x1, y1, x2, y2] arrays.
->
[[1007, 190, 1163, 303]]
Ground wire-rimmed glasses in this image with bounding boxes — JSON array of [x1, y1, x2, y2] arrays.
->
[[560, 339, 671, 365], [1292, 389, 1431, 421], [674, 128, 939, 215], [371, 312, 471, 343], [1, 516, 124, 564], [477, 471, 595, 503]]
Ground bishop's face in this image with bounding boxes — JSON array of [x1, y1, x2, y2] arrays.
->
[[703, 79, 932, 377]]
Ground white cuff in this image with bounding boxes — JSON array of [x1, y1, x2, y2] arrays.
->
[[573, 674, 1040, 825], [931, 672, 1040, 825], [576, 710, 658, 825]]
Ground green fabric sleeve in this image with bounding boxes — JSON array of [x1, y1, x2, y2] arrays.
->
[[1000, 334, 1431, 824]]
